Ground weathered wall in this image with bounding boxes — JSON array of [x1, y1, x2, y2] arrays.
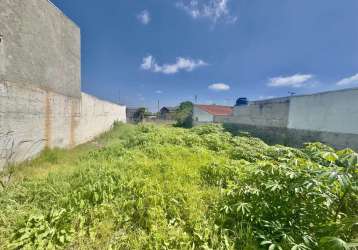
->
[[76, 93, 126, 145], [0, 0, 127, 170], [223, 123, 358, 151], [193, 106, 214, 123], [0, 81, 126, 169], [0, 0, 81, 98], [231, 98, 290, 128], [288, 88, 358, 134], [217, 89, 358, 150]]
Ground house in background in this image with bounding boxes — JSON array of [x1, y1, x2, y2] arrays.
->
[[193, 104, 233, 124], [126, 107, 141, 122], [159, 106, 178, 120]]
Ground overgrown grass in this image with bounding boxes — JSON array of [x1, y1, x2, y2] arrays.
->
[[0, 123, 357, 249]]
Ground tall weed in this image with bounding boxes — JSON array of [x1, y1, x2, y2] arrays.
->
[[0, 123, 356, 249]]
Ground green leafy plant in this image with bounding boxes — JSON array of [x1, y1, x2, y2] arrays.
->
[[174, 101, 193, 128], [10, 209, 74, 249], [0, 123, 356, 249]]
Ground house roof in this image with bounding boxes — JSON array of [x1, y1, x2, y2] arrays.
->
[[160, 106, 178, 112], [195, 105, 233, 116]]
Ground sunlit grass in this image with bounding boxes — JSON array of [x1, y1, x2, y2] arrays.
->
[[0, 122, 356, 249]]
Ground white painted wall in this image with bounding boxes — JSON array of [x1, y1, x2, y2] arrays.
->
[[288, 88, 358, 134], [76, 93, 126, 144], [0, 81, 126, 169], [193, 106, 214, 123]]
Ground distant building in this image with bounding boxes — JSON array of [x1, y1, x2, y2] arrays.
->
[[193, 104, 233, 124], [159, 106, 178, 120], [126, 107, 141, 122]]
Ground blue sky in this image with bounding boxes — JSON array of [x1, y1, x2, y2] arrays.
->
[[52, 0, 358, 111]]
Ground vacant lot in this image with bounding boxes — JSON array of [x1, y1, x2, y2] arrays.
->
[[0, 123, 357, 249]]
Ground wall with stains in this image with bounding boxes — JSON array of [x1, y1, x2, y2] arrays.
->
[[216, 88, 358, 150], [231, 97, 290, 128], [0, 0, 127, 170], [0, 0, 81, 98], [0, 81, 126, 170], [75, 93, 126, 145]]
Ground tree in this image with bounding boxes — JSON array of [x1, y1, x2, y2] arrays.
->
[[175, 101, 193, 128]]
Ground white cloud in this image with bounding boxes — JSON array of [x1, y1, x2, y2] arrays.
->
[[155, 90, 163, 94], [176, 0, 237, 23], [268, 74, 314, 88], [141, 55, 208, 74], [141, 55, 154, 70], [208, 83, 230, 91], [336, 73, 358, 86], [137, 10, 151, 25]]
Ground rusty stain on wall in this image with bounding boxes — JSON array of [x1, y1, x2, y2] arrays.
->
[[44, 91, 52, 148], [0, 34, 5, 77], [69, 99, 80, 147], [1, 82, 126, 170]]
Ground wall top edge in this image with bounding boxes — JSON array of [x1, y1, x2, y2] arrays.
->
[[290, 87, 358, 100], [46, 0, 80, 29], [81, 92, 126, 108], [252, 87, 358, 104], [250, 97, 290, 105]]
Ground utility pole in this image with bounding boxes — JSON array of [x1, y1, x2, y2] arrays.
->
[[157, 99, 160, 113], [194, 95, 198, 104], [118, 90, 121, 104]]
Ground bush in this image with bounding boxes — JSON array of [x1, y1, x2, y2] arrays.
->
[[0, 123, 356, 249], [174, 101, 193, 128]]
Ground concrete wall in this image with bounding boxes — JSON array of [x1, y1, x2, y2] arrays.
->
[[288, 88, 358, 134], [223, 123, 358, 151], [193, 106, 214, 123], [231, 97, 290, 128], [0, 80, 126, 169], [0, 0, 127, 170], [0, 0, 81, 98], [76, 93, 126, 145], [217, 89, 358, 150]]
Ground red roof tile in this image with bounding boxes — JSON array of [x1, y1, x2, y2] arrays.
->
[[196, 105, 233, 116]]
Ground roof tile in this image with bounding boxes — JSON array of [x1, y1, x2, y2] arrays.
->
[[196, 105, 233, 116]]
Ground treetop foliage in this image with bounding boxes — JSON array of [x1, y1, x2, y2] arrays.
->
[[174, 101, 194, 128]]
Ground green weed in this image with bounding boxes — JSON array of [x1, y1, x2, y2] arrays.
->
[[0, 123, 356, 249]]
